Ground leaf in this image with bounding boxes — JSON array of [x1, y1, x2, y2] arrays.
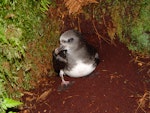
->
[[2, 98, 23, 110], [40, 0, 51, 12]]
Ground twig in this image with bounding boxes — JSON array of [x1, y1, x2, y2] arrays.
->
[[102, 14, 107, 28], [135, 91, 150, 113], [78, 17, 81, 32], [92, 20, 110, 44]]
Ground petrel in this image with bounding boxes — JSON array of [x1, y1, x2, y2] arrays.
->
[[52, 30, 99, 90]]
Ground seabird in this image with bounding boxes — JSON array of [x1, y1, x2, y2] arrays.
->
[[52, 30, 99, 90]]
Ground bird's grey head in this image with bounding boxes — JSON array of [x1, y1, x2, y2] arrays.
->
[[59, 30, 84, 52]]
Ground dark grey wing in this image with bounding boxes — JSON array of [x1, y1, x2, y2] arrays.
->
[[52, 50, 67, 74], [86, 43, 100, 65], [94, 52, 100, 66]]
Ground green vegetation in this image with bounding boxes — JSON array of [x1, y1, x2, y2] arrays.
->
[[86, 0, 150, 55], [0, 0, 54, 112], [110, 0, 150, 55], [128, 1, 150, 54], [1, 98, 22, 113]]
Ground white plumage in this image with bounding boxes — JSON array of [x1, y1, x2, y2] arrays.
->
[[65, 60, 96, 78]]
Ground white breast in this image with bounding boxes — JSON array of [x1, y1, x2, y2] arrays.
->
[[64, 60, 95, 78]]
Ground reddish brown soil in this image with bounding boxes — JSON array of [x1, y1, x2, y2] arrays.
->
[[20, 38, 149, 113]]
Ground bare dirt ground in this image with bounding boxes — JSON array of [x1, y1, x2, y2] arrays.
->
[[20, 37, 149, 113]]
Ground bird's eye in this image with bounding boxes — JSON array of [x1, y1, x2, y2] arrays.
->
[[61, 40, 66, 43], [68, 38, 74, 43]]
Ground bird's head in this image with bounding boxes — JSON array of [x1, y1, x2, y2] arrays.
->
[[59, 30, 84, 52]]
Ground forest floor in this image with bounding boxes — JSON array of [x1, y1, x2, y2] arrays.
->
[[20, 34, 149, 113]]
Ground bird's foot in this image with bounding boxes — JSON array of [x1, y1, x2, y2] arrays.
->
[[61, 80, 70, 86], [57, 81, 75, 91]]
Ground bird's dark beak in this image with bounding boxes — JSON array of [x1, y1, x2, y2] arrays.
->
[[55, 45, 65, 54]]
